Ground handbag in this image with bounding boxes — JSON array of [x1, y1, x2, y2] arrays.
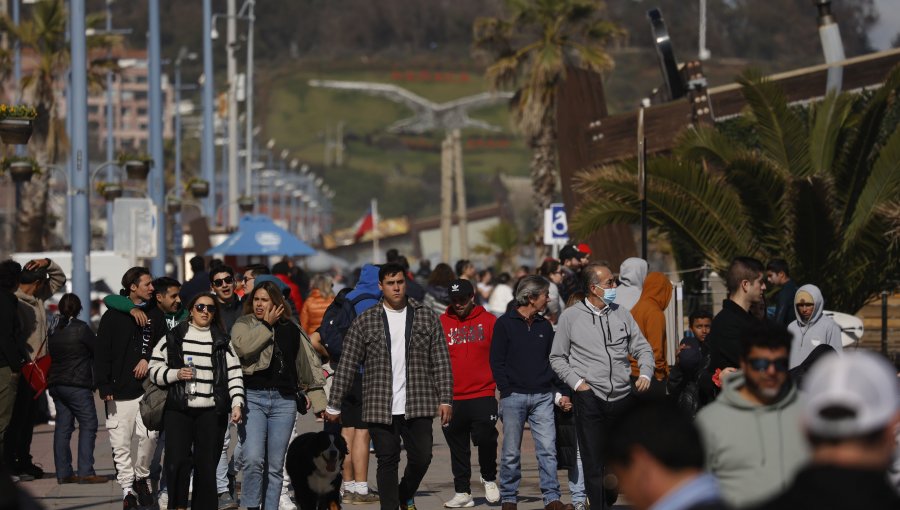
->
[[21, 337, 51, 399], [271, 326, 308, 414]]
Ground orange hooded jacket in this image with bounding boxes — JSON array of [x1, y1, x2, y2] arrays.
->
[[629, 272, 672, 380]]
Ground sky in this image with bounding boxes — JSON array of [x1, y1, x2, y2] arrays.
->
[[870, 0, 899, 50]]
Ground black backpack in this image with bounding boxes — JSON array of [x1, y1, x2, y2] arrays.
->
[[319, 288, 379, 364]]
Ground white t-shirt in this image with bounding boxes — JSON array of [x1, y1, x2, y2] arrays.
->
[[384, 304, 408, 415]]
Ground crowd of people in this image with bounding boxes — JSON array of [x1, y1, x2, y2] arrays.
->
[[0, 245, 897, 510]]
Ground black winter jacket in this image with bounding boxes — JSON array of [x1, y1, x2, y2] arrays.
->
[[161, 321, 232, 414], [708, 299, 760, 371], [752, 465, 900, 510], [94, 307, 156, 400], [48, 318, 95, 389], [0, 291, 24, 370]]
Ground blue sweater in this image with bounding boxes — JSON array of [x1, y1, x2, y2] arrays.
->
[[490, 309, 558, 398]]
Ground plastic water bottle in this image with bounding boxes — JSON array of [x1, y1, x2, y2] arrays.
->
[[186, 356, 197, 395]]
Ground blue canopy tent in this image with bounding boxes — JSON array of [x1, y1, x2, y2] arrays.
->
[[206, 215, 316, 256]]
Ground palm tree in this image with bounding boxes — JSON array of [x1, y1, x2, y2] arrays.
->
[[473, 220, 521, 272], [0, 0, 118, 251], [473, 0, 620, 254], [572, 67, 900, 313]]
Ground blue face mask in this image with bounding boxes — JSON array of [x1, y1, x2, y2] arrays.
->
[[602, 287, 617, 305]]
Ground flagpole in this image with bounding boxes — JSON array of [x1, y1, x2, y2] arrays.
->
[[372, 197, 379, 264]]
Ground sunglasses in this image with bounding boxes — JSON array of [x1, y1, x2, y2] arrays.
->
[[747, 357, 789, 373], [194, 303, 217, 313], [213, 277, 234, 287]]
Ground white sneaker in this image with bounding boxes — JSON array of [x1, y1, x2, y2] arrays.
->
[[158, 491, 168, 509], [482, 477, 500, 504], [279, 492, 297, 510], [444, 492, 475, 508]]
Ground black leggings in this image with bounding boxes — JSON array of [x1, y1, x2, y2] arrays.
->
[[164, 407, 227, 510]]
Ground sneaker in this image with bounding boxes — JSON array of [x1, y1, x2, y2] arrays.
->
[[14, 472, 34, 482], [482, 477, 500, 504], [79, 475, 108, 484], [218, 492, 239, 510], [158, 491, 169, 509], [123, 492, 139, 510], [58, 475, 80, 484], [279, 492, 297, 510], [573, 503, 588, 510], [401, 499, 417, 510], [544, 501, 575, 510], [133, 477, 153, 506], [343, 491, 356, 504], [444, 493, 475, 508], [353, 491, 380, 504], [18, 462, 44, 479]]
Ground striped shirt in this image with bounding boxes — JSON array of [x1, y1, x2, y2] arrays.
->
[[149, 323, 244, 409]]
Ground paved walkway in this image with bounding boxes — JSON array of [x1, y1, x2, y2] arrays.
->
[[17, 394, 611, 509]]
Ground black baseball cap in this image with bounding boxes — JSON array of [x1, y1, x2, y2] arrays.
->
[[559, 244, 584, 262], [448, 279, 474, 299]]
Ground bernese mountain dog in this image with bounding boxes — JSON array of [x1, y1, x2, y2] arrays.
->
[[286, 431, 348, 510]]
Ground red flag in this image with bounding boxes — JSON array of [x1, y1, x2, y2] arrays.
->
[[353, 207, 374, 242]]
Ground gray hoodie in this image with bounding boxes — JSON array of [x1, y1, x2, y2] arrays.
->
[[696, 373, 809, 507], [616, 257, 648, 311], [550, 299, 654, 402], [786, 284, 843, 369]]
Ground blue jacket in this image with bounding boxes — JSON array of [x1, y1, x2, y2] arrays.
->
[[490, 309, 558, 398]]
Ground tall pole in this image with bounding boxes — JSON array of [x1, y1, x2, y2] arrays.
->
[[105, 0, 115, 249], [243, 1, 256, 200], [440, 135, 452, 263], [452, 129, 468, 258], [173, 49, 186, 281], [226, 0, 239, 227], [148, 0, 165, 276], [637, 107, 648, 260], [371, 198, 379, 264], [201, 0, 215, 221], [70, 0, 91, 322]]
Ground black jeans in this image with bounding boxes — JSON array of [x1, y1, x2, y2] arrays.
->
[[163, 407, 227, 510], [4, 379, 36, 471], [573, 391, 634, 510], [368, 415, 434, 510], [441, 396, 498, 494]]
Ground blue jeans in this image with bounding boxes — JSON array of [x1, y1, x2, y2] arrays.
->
[[499, 392, 560, 505], [49, 386, 98, 479], [239, 389, 296, 509], [568, 447, 586, 504]]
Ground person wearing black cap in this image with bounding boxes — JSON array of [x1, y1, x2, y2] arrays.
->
[[6, 257, 66, 480], [558, 245, 587, 305], [440, 279, 500, 507]]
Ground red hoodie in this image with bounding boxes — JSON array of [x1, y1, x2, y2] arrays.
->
[[440, 305, 497, 400], [274, 273, 304, 314]]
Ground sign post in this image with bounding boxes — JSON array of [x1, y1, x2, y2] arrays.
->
[[544, 203, 569, 258]]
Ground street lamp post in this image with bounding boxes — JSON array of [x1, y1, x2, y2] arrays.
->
[[201, 0, 216, 221], [148, 0, 165, 276], [70, 0, 91, 321]]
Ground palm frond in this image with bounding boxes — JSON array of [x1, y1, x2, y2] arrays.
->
[[842, 124, 900, 252], [737, 71, 811, 178], [808, 91, 855, 176]]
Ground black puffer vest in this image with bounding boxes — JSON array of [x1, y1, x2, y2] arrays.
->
[[163, 321, 231, 414]]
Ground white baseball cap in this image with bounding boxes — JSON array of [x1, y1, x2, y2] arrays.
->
[[802, 351, 899, 438]]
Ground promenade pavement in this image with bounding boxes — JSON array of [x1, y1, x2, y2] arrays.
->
[[16, 394, 617, 509]]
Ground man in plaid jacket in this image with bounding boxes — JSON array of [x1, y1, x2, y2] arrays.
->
[[326, 262, 453, 510]]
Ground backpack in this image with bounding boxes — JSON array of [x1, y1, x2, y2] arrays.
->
[[319, 287, 379, 364], [139, 377, 167, 431]]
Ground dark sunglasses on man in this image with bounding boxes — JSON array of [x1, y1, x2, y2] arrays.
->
[[212, 277, 234, 287], [747, 357, 789, 372]]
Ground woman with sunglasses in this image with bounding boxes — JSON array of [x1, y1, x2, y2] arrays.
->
[[231, 281, 327, 510], [149, 293, 244, 510]]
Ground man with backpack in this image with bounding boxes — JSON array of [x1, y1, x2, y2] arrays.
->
[[320, 264, 382, 503]]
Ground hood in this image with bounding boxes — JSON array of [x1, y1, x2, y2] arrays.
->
[[347, 264, 382, 302], [718, 372, 798, 411], [15, 289, 39, 306], [619, 257, 648, 288], [444, 304, 488, 325], [794, 284, 824, 327], [637, 272, 672, 310], [426, 284, 450, 304]]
